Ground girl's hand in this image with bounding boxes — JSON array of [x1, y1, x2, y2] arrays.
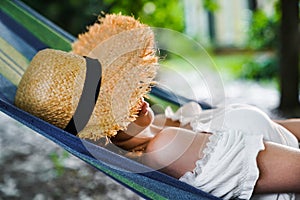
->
[[111, 98, 154, 151], [134, 99, 152, 127]]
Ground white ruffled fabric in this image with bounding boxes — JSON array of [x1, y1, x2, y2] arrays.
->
[[165, 102, 299, 200], [179, 131, 264, 199]]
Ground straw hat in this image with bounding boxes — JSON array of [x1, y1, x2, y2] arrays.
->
[[15, 14, 158, 140]]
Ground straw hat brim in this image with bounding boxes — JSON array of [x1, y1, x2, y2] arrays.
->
[[72, 14, 159, 140]]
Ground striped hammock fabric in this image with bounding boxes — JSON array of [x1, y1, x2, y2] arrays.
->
[[0, 0, 218, 199]]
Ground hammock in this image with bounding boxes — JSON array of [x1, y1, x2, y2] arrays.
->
[[0, 1, 219, 199]]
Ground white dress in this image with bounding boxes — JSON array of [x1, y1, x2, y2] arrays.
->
[[164, 102, 299, 200]]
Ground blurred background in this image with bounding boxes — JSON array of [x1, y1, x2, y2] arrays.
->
[[1, 0, 299, 199], [21, 0, 300, 115]]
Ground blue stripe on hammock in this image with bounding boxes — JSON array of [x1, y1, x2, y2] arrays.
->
[[0, 9, 45, 60], [151, 87, 213, 110], [0, 74, 17, 102]]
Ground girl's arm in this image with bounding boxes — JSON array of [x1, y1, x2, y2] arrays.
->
[[274, 119, 300, 141], [254, 141, 300, 193]]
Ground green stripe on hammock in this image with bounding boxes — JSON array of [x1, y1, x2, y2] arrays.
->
[[0, 0, 72, 52], [81, 157, 167, 200]]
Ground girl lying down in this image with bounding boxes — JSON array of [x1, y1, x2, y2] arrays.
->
[[15, 14, 299, 200], [112, 99, 300, 200], [16, 48, 300, 199]]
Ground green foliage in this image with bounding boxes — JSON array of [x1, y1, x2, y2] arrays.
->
[[202, 0, 220, 12], [211, 53, 254, 79], [22, 0, 103, 35], [49, 151, 70, 176], [247, 8, 280, 50], [242, 1, 280, 82], [240, 53, 278, 81], [102, 0, 184, 32], [21, 0, 185, 35], [212, 52, 279, 83]]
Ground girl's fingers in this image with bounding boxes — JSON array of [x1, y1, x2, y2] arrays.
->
[[140, 101, 149, 116]]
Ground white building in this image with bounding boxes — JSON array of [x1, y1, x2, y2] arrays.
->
[[183, 0, 277, 47]]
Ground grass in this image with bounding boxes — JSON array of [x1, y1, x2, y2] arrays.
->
[[155, 30, 256, 81], [159, 51, 255, 82], [211, 52, 255, 80]]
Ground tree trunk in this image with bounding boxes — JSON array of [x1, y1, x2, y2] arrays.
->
[[207, 11, 216, 46], [248, 0, 257, 12], [278, 0, 300, 116]]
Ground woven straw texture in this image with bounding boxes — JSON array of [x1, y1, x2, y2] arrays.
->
[[16, 14, 158, 140], [15, 49, 86, 129]]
